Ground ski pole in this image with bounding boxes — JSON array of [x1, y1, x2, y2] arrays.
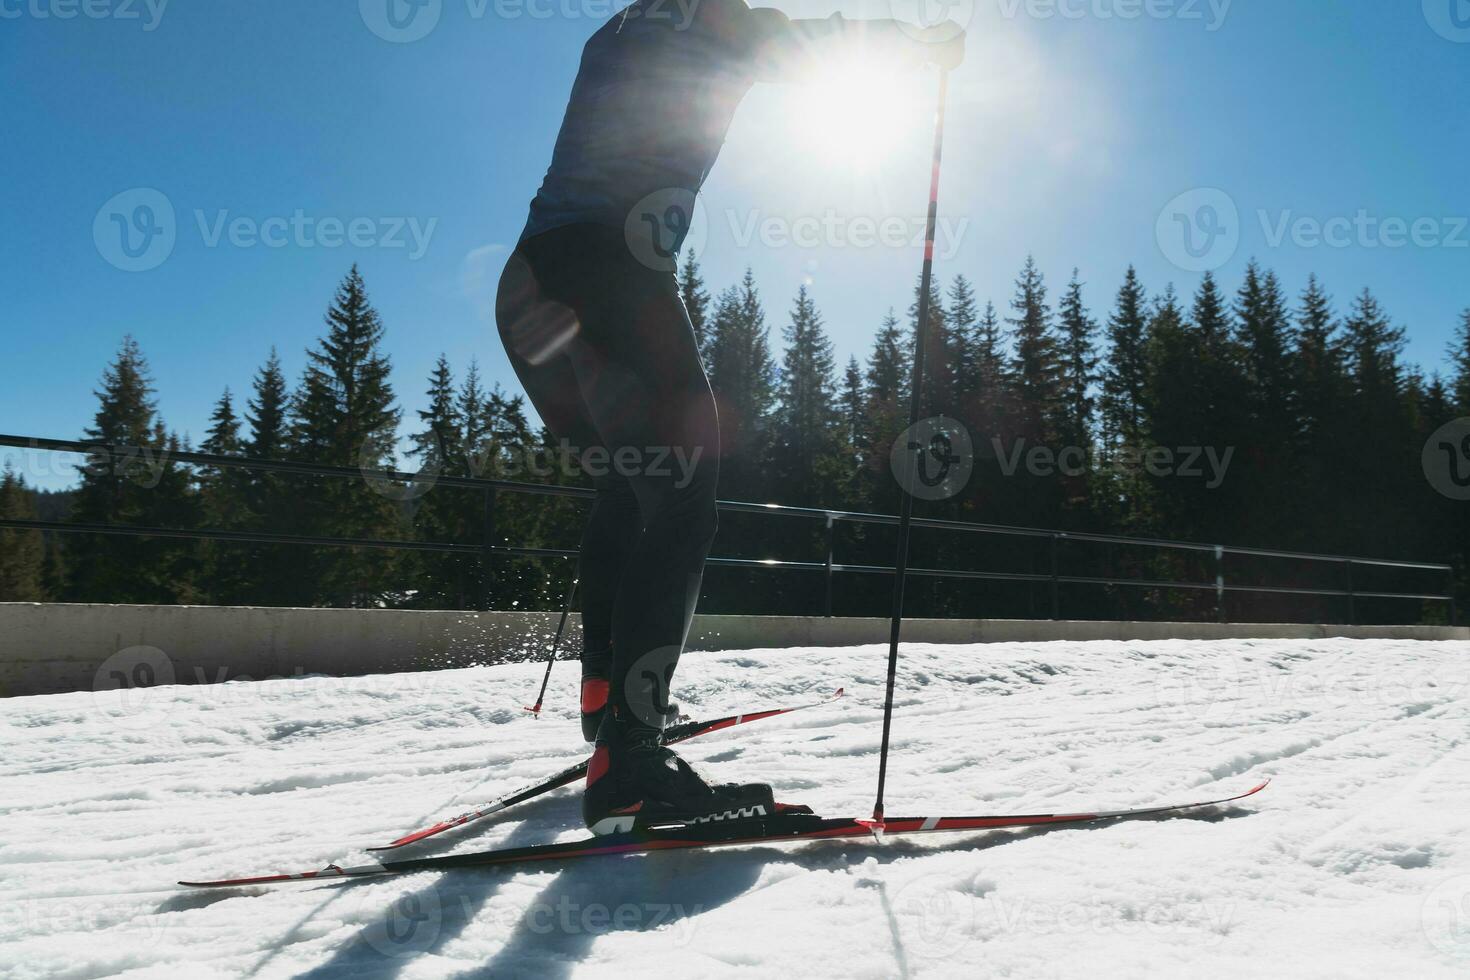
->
[[870, 67, 951, 831], [524, 567, 579, 717]]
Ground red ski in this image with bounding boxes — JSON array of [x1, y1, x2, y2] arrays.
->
[[179, 780, 1269, 888], [367, 688, 845, 851]]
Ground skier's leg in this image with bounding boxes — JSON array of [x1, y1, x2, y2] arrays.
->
[[495, 247, 641, 741], [572, 324, 776, 831], [500, 226, 770, 830], [574, 472, 640, 739], [554, 256, 720, 731]]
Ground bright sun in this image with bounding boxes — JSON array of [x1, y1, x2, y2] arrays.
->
[[789, 58, 922, 173]]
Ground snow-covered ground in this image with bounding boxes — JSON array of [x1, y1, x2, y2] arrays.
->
[[3, 637, 1469, 979]]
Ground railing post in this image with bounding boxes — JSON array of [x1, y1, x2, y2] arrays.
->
[[1345, 559, 1355, 625], [1049, 533, 1060, 620], [481, 485, 497, 612], [1214, 545, 1226, 623], [823, 513, 836, 618], [1450, 567, 1459, 628]]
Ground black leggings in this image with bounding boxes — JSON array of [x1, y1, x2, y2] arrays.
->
[[496, 224, 719, 727]]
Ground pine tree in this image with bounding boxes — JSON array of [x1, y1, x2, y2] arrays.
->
[[405, 355, 466, 607], [679, 253, 712, 356], [1448, 307, 1470, 412], [66, 336, 166, 601], [240, 349, 295, 605], [1291, 275, 1351, 547], [946, 275, 980, 391], [289, 267, 404, 606], [907, 271, 949, 417], [0, 466, 45, 601], [704, 270, 777, 499], [1235, 262, 1297, 446], [866, 310, 908, 407], [292, 267, 401, 468], [861, 309, 910, 512], [198, 388, 254, 602], [1342, 288, 1406, 401], [481, 384, 545, 611], [1141, 286, 1195, 534], [1006, 256, 1061, 442], [137, 427, 204, 603], [1056, 270, 1098, 451], [1189, 273, 1249, 539], [970, 300, 1009, 435], [203, 389, 243, 458], [246, 349, 289, 459], [1294, 276, 1347, 444], [841, 355, 868, 459], [1340, 289, 1412, 555], [459, 359, 490, 478], [1102, 266, 1150, 447], [412, 355, 464, 478], [773, 286, 840, 504], [1231, 263, 1297, 542]]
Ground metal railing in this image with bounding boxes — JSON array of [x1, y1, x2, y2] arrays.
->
[[0, 433, 1458, 626]]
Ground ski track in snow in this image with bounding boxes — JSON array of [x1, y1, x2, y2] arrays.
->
[[2, 638, 1469, 979]]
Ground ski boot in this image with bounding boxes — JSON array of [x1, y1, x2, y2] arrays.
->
[[583, 707, 777, 835]]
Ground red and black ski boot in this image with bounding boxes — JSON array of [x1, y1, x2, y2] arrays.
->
[[583, 708, 777, 835]]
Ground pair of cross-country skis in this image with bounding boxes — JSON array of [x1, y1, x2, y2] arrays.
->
[[178, 688, 1268, 888]]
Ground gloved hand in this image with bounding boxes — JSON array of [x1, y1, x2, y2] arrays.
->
[[916, 22, 965, 71]]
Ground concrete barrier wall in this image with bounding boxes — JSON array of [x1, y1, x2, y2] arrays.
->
[[1, 602, 1464, 698]]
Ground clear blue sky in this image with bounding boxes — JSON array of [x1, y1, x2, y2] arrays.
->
[[4, 0, 1467, 490]]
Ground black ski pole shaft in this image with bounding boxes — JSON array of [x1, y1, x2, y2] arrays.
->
[[872, 67, 951, 826], [526, 567, 579, 716]]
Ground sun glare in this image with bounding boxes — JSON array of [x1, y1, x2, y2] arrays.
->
[[789, 58, 921, 173]]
